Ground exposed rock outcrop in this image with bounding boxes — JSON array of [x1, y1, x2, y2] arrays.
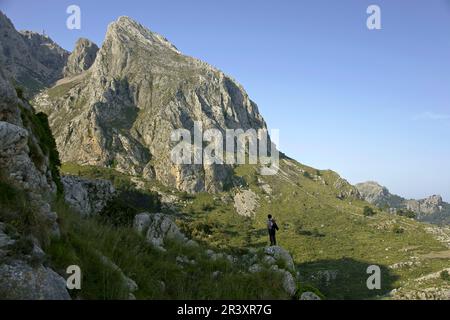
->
[[0, 42, 68, 299], [234, 189, 259, 217], [34, 16, 269, 193], [133, 212, 187, 250], [357, 181, 450, 224], [62, 175, 115, 216], [0, 11, 68, 95], [356, 181, 404, 208], [63, 38, 99, 77], [264, 246, 295, 272], [0, 260, 70, 300]]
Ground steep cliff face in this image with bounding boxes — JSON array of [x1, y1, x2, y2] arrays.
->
[[63, 38, 99, 77], [35, 17, 267, 193], [0, 11, 68, 95], [0, 64, 69, 299]]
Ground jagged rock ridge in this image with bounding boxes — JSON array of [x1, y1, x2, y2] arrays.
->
[[356, 181, 450, 224], [0, 11, 68, 95]]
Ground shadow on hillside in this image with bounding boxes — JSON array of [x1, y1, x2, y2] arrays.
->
[[296, 229, 325, 238], [297, 258, 399, 300]]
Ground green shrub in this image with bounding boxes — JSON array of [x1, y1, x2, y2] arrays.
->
[[19, 107, 63, 196], [440, 270, 450, 281], [392, 225, 405, 234], [15, 86, 24, 99], [46, 199, 290, 300], [397, 209, 416, 219], [294, 284, 325, 300], [0, 179, 52, 245], [303, 171, 313, 179], [180, 192, 195, 201], [363, 206, 376, 217], [98, 189, 161, 227]]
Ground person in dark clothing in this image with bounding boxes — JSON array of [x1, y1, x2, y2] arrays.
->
[[267, 214, 279, 246]]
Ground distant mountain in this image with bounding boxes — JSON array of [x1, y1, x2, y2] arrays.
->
[[356, 181, 450, 224]]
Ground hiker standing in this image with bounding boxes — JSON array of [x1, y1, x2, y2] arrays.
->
[[267, 214, 279, 246]]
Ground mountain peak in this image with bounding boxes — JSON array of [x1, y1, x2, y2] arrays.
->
[[105, 16, 180, 53], [63, 38, 99, 77]]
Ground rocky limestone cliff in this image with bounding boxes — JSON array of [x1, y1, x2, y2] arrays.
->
[[356, 181, 404, 208], [34, 16, 268, 193], [356, 181, 450, 224], [0, 62, 69, 299], [0, 11, 68, 96], [63, 38, 99, 77]]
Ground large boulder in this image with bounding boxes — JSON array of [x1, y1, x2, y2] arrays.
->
[[270, 265, 297, 297], [133, 212, 187, 249], [0, 260, 70, 300], [264, 246, 295, 272], [62, 175, 115, 216]]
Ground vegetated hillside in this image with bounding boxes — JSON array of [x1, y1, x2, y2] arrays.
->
[[2, 10, 450, 300], [61, 160, 450, 300]]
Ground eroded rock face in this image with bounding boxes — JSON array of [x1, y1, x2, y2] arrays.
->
[[133, 212, 187, 250], [406, 195, 444, 216], [0, 50, 68, 299], [0, 70, 59, 235], [356, 181, 404, 207], [34, 16, 268, 193], [0, 11, 68, 95], [62, 175, 115, 216], [63, 38, 99, 77]]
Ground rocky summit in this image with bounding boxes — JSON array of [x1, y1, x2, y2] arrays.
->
[[34, 16, 267, 193], [63, 38, 99, 77], [0, 11, 68, 96]]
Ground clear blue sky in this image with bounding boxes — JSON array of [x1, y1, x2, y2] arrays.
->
[[2, 0, 450, 201]]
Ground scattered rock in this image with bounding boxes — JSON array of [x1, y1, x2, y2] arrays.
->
[[234, 190, 259, 218], [248, 264, 262, 273]]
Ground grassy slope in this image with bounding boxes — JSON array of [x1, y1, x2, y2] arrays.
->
[[46, 199, 289, 300], [48, 163, 292, 300], [60, 160, 450, 299]]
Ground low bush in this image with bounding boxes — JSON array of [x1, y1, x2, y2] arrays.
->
[[363, 206, 376, 217]]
